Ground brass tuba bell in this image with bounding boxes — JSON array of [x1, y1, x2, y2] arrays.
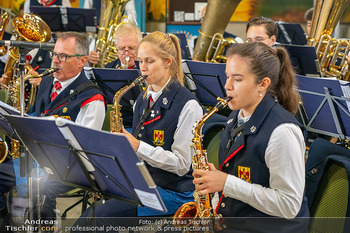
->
[[4, 13, 52, 111], [192, 0, 241, 62]]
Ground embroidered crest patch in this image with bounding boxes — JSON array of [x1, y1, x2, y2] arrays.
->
[[153, 130, 165, 146], [238, 166, 251, 183]]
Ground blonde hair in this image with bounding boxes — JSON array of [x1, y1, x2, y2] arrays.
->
[[114, 23, 142, 46], [139, 31, 183, 85]]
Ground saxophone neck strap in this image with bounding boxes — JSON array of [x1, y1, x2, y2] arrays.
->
[[132, 94, 163, 138], [45, 82, 102, 116], [224, 121, 246, 157]]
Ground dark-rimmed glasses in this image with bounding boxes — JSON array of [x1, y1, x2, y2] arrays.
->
[[50, 51, 85, 62]]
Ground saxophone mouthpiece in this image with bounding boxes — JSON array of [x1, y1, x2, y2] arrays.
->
[[40, 67, 59, 77], [133, 75, 148, 85], [215, 96, 232, 110]]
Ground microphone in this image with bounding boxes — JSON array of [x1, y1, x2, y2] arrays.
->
[[0, 40, 55, 50]]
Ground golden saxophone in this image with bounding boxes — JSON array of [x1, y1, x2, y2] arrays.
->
[[173, 96, 232, 230], [0, 68, 59, 163], [8, 67, 58, 112], [110, 75, 147, 132]]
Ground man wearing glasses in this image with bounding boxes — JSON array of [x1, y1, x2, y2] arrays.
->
[[35, 31, 105, 127], [0, 32, 106, 226], [246, 16, 277, 48], [88, 23, 142, 70]]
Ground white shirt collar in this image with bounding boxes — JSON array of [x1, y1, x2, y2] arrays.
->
[[146, 77, 171, 102], [53, 72, 81, 92]]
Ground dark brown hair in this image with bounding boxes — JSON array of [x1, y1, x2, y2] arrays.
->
[[304, 8, 314, 21], [226, 42, 299, 114], [246, 16, 278, 38]]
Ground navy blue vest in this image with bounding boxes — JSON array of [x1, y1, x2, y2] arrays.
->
[[31, 50, 52, 69], [35, 71, 105, 122], [217, 93, 309, 218], [132, 81, 201, 192]]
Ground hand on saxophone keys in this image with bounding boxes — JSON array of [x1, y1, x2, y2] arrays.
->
[[27, 70, 41, 86], [113, 126, 141, 152], [192, 163, 228, 195]]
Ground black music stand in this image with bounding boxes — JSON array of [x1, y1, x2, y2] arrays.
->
[[66, 8, 97, 33], [4, 115, 167, 213], [31, 6, 97, 33], [0, 101, 21, 140], [30, 6, 63, 32], [282, 44, 321, 77], [85, 68, 141, 105], [183, 60, 227, 106], [297, 75, 350, 142], [276, 22, 307, 45], [174, 33, 191, 60]]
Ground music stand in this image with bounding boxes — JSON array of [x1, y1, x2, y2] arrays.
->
[[174, 33, 191, 60], [0, 101, 21, 139], [85, 68, 141, 105], [276, 22, 307, 45], [297, 75, 350, 141], [4, 115, 166, 212], [30, 6, 63, 32], [66, 8, 97, 33], [31, 7, 97, 33], [183, 60, 226, 106], [282, 44, 321, 77]]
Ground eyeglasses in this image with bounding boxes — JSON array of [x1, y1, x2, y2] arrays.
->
[[117, 47, 136, 54], [246, 37, 269, 43], [50, 51, 85, 62]]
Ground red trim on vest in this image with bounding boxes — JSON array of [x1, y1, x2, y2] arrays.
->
[[219, 144, 245, 170], [143, 115, 161, 126], [44, 102, 67, 115], [46, 0, 56, 7], [80, 94, 105, 108], [216, 192, 224, 213]]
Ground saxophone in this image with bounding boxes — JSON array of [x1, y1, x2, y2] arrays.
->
[[173, 96, 232, 230], [110, 75, 147, 132], [8, 67, 58, 112]]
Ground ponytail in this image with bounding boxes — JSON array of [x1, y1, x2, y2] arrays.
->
[[273, 47, 299, 114]]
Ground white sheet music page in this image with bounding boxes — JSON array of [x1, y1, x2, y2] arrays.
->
[[55, 117, 96, 174]]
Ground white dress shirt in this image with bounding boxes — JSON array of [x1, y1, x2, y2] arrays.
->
[[213, 110, 306, 219], [84, 0, 137, 25], [52, 72, 105, 130], [135, 80, 203, 176]]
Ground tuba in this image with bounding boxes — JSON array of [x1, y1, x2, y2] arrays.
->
[[0, 12, 9, 56], [1, 13, 51, 161], [205, 33, 238, 63], [110, 75, 147, 132], [93, 0, 129, 68], [3, 13, 52, 86], [192, 0, 241, 62], [307, 0, 350, 79], [173, 97, 232, 230]]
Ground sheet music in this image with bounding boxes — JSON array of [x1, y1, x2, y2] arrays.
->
[[55, 117, 95, 173], [340, 80, 350, 111]]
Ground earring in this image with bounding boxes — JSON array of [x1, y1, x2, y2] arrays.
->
[[259, 94, 262, 97]]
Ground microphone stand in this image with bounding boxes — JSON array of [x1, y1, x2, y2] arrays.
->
[[17, 47, 35, 230]]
